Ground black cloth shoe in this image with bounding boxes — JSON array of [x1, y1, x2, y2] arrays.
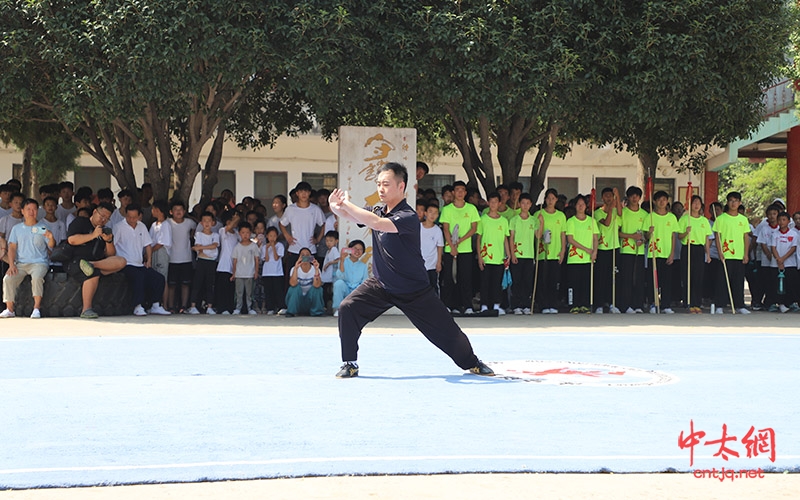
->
[[336, 362, 359, 378], [468, 360, 495, 376]]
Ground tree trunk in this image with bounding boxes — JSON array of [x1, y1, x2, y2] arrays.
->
[[21, 146, 37, 198], [200, 123, 226, 205], [529, 122, 561, 203]]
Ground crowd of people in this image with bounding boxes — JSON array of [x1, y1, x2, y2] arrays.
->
[[0, 172, 797, 319]]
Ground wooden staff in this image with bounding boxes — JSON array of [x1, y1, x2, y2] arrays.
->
[[531, 211, 544, 313], [611, 189, 618, 311], [647, 177, 660, 313], [590, 181, 596, 311], [685, 180, 693, 307]]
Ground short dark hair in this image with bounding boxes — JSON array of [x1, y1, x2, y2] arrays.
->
[[170, 199, 187, 210], [416, 161, 429, 174], [544, 188, 558, 199], [11, 192, 25, 202], [509, 181, 524, 191], [97, 188, 114, 200], [416, 198, 427, 208], [125, 203, 142, 215], [601, 187, 613, 195], [726, 191, 742, 201], [118, 189, 134, 199], [97, 201, 115, 213], [653, 190, 669, 201], [778, 211, 790, 220], [59, 181, 74, 191], [152, 199, 169, 214], [425, 200, 440, 210], [325, 230, 339, 239], [266, 226, 279, 237], [0, 184, 12, 193], [487, 191, 501, 202], [22, 198, 39, 209], [453, 180, 467, 189], [200, 211, 216, 221], [376, 162, 408, 188], [295, 181, 312, 192], [519, 193, 532, 203], [348, 239, 365, 251], [43, 196, 59, 205], [441, 185, 454, 195], [237, 221, 252, 232], [626, 186, 643, 198], [766, 204, 781, 214], [496, 184, 509, 193]]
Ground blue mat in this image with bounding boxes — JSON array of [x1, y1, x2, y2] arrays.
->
[[0, 332, 798, 488]]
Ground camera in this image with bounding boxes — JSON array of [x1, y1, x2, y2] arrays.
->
[[102, 227, 113, 235], [301, 256, 312, 263]]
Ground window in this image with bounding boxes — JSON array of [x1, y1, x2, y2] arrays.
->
[[653, 178, 675, 201], [215, 170, 237, 201], [73, 167, 111, 193], [418, 174, 455, 198], [254, 172, 288, 218], [595, 177, 626, 198], [302, 173, 338, 191], [547, 177, 578, 200]]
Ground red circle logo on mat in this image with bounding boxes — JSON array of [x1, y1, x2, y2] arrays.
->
[[487, 360, 678, 387]]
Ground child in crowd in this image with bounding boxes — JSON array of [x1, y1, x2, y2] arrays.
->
[[285, 247, 324, 317], [769, 212, 798, 313], [533, 188, 566, 314], [618, 186, 646, 314], [509, 193, 539, 315], [678, 195, 712, 313], [41, 196, 66, 270], [420, 201, 444, 295], [252, 220, 267, 313], [261, 226, 285, 315], [332, 240, 369, 317], [230, 222, 260, 315], [215, 211, 241, 314], [477, 192, 511, 315], [754, 204, 781, 311], [320, 230, 340, 309], [644, 191, 679, 314], [593, 187, 622, 313], [167, 200, 197, 313], [565, 195, 599, 313], [713, 192, 751, 314], [187, 212, 220, 315], [148, 200, 172, 308], [439, 181, 481, 315]]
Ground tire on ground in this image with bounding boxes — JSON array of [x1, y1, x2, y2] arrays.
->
[[12, 272, 133, 317]]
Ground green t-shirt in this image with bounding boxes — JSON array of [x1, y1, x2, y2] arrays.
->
[[533, 209, 567, 260], [678, 214, 712, 246], [620, 206, 646, 256], [713, 212, 750, 261], [566, 216, 599, 264], [477, 214, 510, 265], [642, 211, 678, 259], [594, 207, 621, 250], [509, 214, 539, 259], [439, 202, 480, 253]]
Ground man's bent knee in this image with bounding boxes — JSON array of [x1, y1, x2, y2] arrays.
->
[[96, 256, 127, 275]]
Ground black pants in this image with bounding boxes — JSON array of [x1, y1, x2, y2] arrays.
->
[[745, 260, 763, 307], [480, 263, 504, 307], [653, 257, 674, 308], [122, 265, 165, 308], [338, 277, 480, 369], [593, 249, 617, 308], [262, 276, 285, 312], [715, 259, 745, 309], [536, 259, 560, 310], [618, 253, 645, 311], [426, 269, 439, 296], [567, 263, 591, 308], [775, 267, 799, 306], [510, 259, 534, 309], [763, 266, 779, 307], [190, 258, 216, 306], [681, 244, 706, 308], [441, 252, 474, 311], [215, 271, 235, 313]]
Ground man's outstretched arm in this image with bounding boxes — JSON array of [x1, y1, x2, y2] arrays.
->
[[328, 189, 398, 234]]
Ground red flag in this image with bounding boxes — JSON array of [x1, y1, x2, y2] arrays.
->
[[686, 181, 693, 211], [645, 177, 653, 202], [590, 188, 596, 213]]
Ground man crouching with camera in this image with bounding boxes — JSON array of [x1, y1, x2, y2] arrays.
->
[[67, 202, 126, 319]]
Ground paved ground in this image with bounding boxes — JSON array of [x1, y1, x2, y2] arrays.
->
[[0, 312, 797, 499]]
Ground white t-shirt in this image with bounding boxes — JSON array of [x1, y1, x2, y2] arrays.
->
[[420, 223, 444, 271], [216, 227, 241, 274], [194, 230, 220, 261], [755, 220, 780, 268], [771, 228, 798, 269], [109, 207, 125, 229], [168, 218, 197, 264], [231, 242, 260, 278], [261, 241, 285, 277], [42, 218, 66, 245], [55, 204, 76, 224], [280, 203, 325, 254], [0, 214, 23, 238], [321, 246, 340, 283], [149, 220, 172, 257], [113, 220, 152, 267], [295, 265, 316, 295]]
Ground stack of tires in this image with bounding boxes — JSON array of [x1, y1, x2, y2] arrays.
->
[[12, 272, 132, 317]]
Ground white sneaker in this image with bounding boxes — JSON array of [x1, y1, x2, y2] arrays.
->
[[663, 308, 675, 314], [277, 308, 287, 315], [625, 307, 636, 314], [610, 306, 621, 314], [548, 308, 558, 314], [464, 308, 475, 315], [185, 306, 200, 315], [715, 308, 723, 314], [248, 309, 258, 315], [496, 307, 506, 316], [133, 305, 147, 316], [523, 308, 532, 315], [0, 309, 14, 318], [779, 304, 789, 313], [30, 308, 41, 319], [206, 307, 217, 315], [333, 309, 339, 317], [634, 308, 644, 314], [222, 310, 230, 315], [232, 309, 241, 315], [149, 303, 171, 315], [649, 306, 657, 314], [480, 305, 489, 312], [266, 310, 274, 315], [594, 307, 604, 314], [513, 308, 523, 315], [737, 308, 751, 315]]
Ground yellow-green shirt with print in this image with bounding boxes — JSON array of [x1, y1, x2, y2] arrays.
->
[[440, 202, 480, 253]]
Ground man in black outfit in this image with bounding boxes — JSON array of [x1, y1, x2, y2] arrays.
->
[[328, 162, 494, 378]]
